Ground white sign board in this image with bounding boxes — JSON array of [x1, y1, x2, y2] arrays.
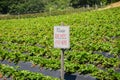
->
[[54, 26, 70, 49]]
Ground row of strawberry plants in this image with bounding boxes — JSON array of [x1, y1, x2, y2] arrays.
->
[[65, 62, 120, 80], [0, 46, 120, 78], [0, 22, 119, 57], [0, 26, 119, 57], [0, 58, 120, 80], [0, 49, 60, 70], [0, 27, 120, 80], [0, 7, 120, 79], [0, 64, 59, 80], [0, 39, 120, 79], [1, 42, 120, 70], [65, 51, 120, 69]]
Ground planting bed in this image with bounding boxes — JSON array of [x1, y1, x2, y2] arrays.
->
[[0, 7, 120, 80], [0, 60, 96, 80]]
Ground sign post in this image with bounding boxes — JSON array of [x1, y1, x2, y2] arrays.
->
[[54, 23, 70, 80], [61, 48, 65, 80]]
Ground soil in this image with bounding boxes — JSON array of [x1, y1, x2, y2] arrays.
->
[[105, 1, 120, 9], [98, 1, 120, 10], [0, 73, 3, 78]]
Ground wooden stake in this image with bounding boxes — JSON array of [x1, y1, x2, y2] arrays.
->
[[61, 22, 64, 80], [61, 49, 64, 80]]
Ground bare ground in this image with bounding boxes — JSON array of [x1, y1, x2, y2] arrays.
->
[[99, 1, 120, 10]]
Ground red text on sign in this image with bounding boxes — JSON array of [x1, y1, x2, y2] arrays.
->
[[55, 40, 67, 45], [55, 34, 67, 39]]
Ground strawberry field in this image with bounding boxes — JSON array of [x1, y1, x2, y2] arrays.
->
[[0, 7, 120, 80]]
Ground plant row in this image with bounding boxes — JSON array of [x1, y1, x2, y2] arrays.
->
[[0, 7, 120, 79], [0, 64, 59, 80]]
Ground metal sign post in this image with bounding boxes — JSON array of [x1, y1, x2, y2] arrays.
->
[[54, 22, 70, 80]]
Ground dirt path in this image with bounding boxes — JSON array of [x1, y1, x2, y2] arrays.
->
[[98, 1, 120, 10]]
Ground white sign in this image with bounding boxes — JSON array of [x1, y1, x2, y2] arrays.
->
[[54, 26, 70, 48]]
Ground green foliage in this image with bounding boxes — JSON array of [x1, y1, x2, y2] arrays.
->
[[9, 0, 45, 14], [70, 0, 119, 8], [44, 0, 71, 11], [0, 64, 59, 80], [0, 7, 120, 79], [0, 0, 120, 14]]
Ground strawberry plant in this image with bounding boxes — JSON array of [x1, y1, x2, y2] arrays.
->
[[0, 7, 120, 79]]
